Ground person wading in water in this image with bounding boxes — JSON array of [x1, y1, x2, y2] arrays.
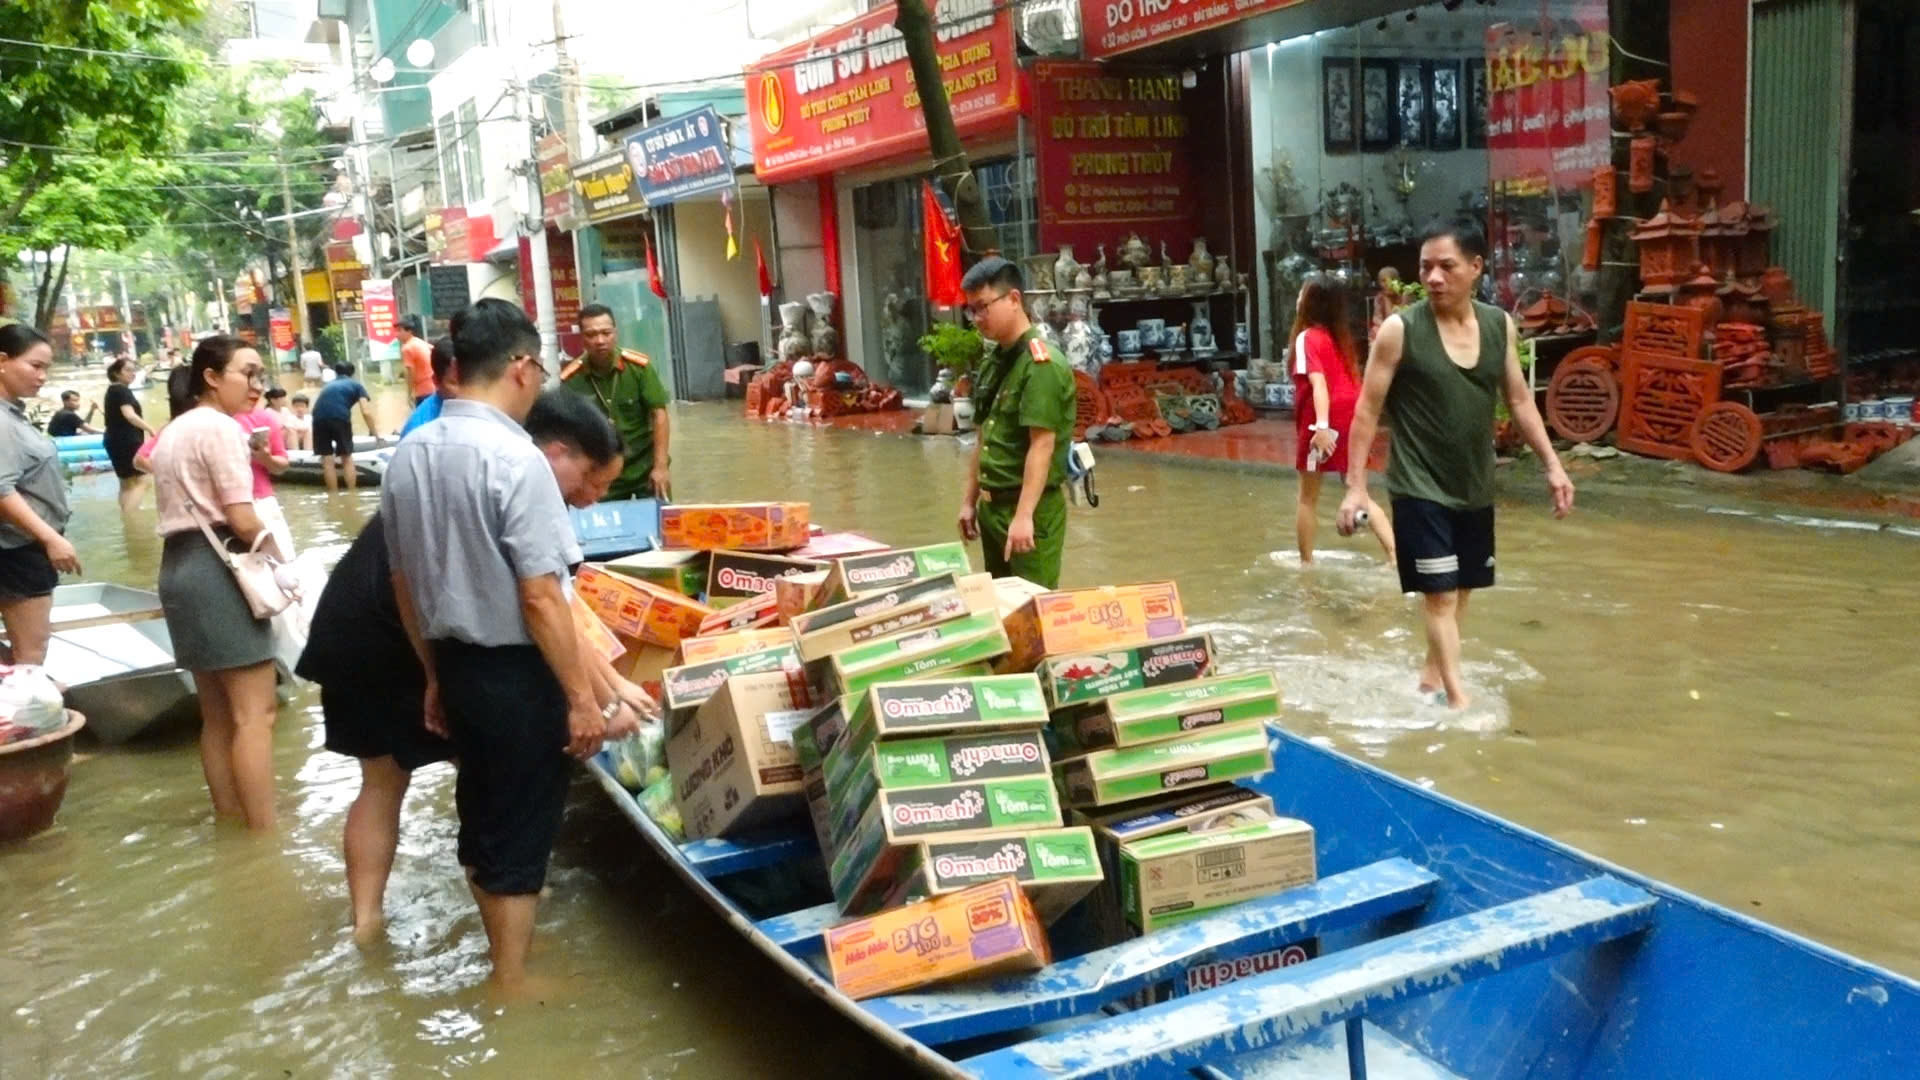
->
[[1338, 220, 1573, 710]]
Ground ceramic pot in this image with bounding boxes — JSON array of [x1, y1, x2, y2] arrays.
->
[[1136, 319, 1167, 348], [1117, 329, 1143, 356], [1214, 256, 1234, 291], [1167, 265, 1191, 294], [1188, 238, 1215, 283], [1119, 233, 1152, 271]]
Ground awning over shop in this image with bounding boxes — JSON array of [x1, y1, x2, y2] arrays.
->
[[743, 0, 1021, 185], [1080, 0, 1410, 62]]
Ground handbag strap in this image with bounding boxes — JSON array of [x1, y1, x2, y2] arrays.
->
[[186, 504, 272, 565]]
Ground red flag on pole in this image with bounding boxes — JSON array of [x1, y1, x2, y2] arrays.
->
[[922, 181, 964, 308], [754, 234, 773, 298], [645, 232, 667, 300]]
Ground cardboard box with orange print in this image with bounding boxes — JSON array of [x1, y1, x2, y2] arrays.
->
[[999, 582, 1187, 672], [775, 570, 831, 622], [697, 591, 781, 636], [568, 590, 626, 664], [660, 502, 811, 552], [824, 877, 1051, 1001], [674, 627, 793, 667], [575, 565, 714, 649]]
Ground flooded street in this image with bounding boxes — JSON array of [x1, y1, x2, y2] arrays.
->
[[4, 393, 1917, 1076]]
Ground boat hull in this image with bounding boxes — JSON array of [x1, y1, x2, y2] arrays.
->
[[0, 713, 86, 843], [587, 723, 1920, 1078]]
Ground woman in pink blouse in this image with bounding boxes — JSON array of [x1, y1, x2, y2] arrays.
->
[[149, 337, 282, 830]]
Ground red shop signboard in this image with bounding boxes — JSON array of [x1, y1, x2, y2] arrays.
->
[[1080, 0, 1309, 61], [1484, 10, 1611, 196], [745, 0, 1020, 185], [1033, 61, 1194, 256]]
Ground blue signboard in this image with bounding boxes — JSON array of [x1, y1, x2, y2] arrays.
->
[[624, 105, 738, 207]]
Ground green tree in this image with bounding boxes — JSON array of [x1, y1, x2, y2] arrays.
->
[[0, 0, 203, 232], [1, 146, 172, 329]]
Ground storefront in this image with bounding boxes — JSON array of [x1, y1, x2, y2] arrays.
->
[[1086, 0, 1612, 372], [624, 98, 776, 400], [567, 148, 672, 390], [744, 0, 1029, 396]]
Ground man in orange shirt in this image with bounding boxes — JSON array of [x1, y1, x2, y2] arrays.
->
[[399, 315, 435, 405]]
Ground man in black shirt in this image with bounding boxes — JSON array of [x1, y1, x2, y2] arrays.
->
[[45, 391, 98, 437]]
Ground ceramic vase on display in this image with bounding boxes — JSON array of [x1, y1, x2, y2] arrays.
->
[[1164, 325, 1187, 353], [1073, 266, 1094, 291], [1167, 265, 1191, 295], [1189, 300, 1213, 345], [1234, 322, 1250, 354], [1214, 256, 1235, 292], [1188, 238, 1216, 285], [1053, 245, 1082, 292], [1120, 233, 1152, 271], [1063, 308, 1099, 373], [954, 397, 975, 424], [806, 292, 839, 357], [1097, 332, 1115, 364], [1092, 244, 1109, 278], [777, 301, 811, 363]]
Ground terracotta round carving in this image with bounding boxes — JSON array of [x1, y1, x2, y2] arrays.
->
[[1691, 401, 1764, 473], [1546, 359, 1621, 443]]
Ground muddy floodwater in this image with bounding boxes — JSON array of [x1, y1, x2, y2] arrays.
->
[[4, 393, 1917, 1077]]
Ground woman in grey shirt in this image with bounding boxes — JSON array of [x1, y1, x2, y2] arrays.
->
[[0, 324, 80, 667]]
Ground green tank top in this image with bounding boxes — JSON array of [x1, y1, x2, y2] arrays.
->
[[1383, 299, 1508, 509]]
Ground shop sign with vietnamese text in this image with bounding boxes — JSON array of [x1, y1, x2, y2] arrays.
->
[[1033, 61, 1194, 255], [538, 134, 577, 225], [1485, 10, 1610, 196], [269, 308, 294, 352], [626, 105, 737, 207], [362, 279, 397, 346], [745, 0, 1019, 185], [572, 151, 645, 226], [1079, 0, 1309, 61]]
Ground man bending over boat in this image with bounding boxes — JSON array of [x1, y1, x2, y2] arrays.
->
[[379, 299, 612, 987], [1337, 219, 1573, 710]]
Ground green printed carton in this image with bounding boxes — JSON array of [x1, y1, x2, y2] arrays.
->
[[1036, 634, 1217, 712], [1054, 723, 1274, 808], [883, 826, 1106, 925], [808, 609, 1011, 701], [819, 673, 1048, 811], [660, 642, 802, 731], [603, 549, 707, 597], [822, 542, 972, 601], [827, 776, 1064, 914], [1073, 671, 1282, 750], [826, 728, 1052, 852]]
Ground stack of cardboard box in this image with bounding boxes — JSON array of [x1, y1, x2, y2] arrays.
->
[[996, 585, 1317, 937]]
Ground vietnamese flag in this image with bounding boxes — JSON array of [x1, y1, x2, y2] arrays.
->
[[645, 233, 667, 300], [922, 181, 963, 309], [754, 234, 774, 298]]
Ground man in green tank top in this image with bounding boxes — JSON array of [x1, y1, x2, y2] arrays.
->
[[1338, 220, 1574, 710], [956, 256, 1076, 588]]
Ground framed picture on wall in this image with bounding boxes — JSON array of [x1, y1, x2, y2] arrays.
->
[[1428, 60, 1463, 150], [1466, 58, 1490, 149], [1322, 58, 1357, 154], [1360, 59, 1397, 152], [1396, 61, 1427, 149]]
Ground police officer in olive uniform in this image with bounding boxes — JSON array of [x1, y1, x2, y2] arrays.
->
[[957, 257, 1077, 588], [560, 303, 672, 500]]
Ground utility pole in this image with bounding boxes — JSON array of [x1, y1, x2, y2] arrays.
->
[[522, 82, 560, 373], [553, 0, 588, 318], [895, 0, 997, 265], [278, 155, 312, 346]]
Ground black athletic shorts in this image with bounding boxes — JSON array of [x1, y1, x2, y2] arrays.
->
[[313, 417, 355, 457], [320, 682, 452, 771], [1392, 497, 1496, 594], [0, 542, 58, 601], [433, 639, 570, 897]]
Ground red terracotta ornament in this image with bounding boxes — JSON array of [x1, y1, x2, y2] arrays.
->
[[1592, 166, 1617, 219], [1629, 136, 1656, 193], [1583, 219, 1604, 271]]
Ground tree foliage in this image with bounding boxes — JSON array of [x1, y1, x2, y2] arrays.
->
[[0, 0, 203, 231]]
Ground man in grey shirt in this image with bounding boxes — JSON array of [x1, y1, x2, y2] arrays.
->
[[382, 298, 604, 990]]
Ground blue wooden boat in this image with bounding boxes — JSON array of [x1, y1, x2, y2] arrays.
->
[[587, 723, 1920, 1078]]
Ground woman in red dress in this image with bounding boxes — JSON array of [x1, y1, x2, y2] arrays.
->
[[1291, 274, 1395, 564]]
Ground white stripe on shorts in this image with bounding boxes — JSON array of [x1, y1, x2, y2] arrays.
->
[[1414, 555, 1459, 575]]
